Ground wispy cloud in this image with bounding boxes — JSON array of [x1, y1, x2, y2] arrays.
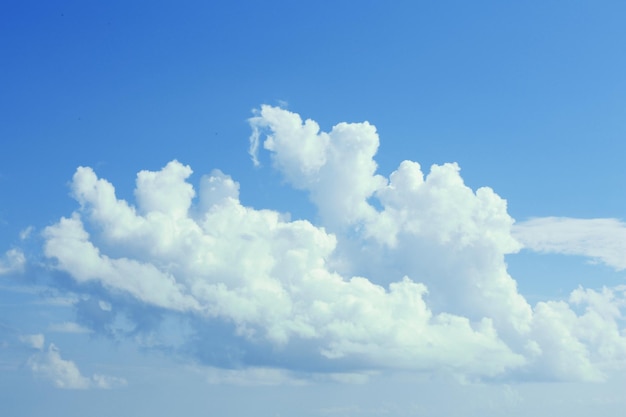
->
[[19, 226, 34, 240], [514, 217, 626, 270], [27, 342, 126, 389], [0, 249, 25, 276], [47, 321, 92, 334]]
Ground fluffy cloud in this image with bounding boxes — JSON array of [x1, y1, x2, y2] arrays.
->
[[513, 217, 626, 270], [250, 106, 533, 342], [27, 342, 126, 389], [527, 285, 626, 381], [250, 104, 386, 228], [40, 105, 626, 383]]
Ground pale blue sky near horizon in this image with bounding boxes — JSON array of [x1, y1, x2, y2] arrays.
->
[[2, 1, 626, 416]]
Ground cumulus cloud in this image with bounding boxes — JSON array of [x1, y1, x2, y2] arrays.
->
[[250, 105, 530, 335], [514, 217, 626, 270], [527, 285, 626, 381], [40, 105, 626, 383], [27, 343, 126, 389], [249, 104, 386, 228]]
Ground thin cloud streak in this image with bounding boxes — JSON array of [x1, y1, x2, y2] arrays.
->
[[514, 217, 626, 270]]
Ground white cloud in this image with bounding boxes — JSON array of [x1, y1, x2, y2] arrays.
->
[[43, 161, 524, 378], [43, 213, 201, 312], [249, 104, 386, 228], [40, 105, 626, 384], [0, 248, 25, 275], [98, 300, 112, 311], [513, 217, 626, 270], [527, 285, 626, 381], [134, 160, 195, 219], [91, 373, 128, 389], [27, 343, 126, 389], [20, 333, 45, 350], [250, 106, 530, 335]]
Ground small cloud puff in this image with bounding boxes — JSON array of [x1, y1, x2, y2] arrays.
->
[[19, 333, 45, 350], [27, 343, 126, 389], [0, 248, 25, 276]]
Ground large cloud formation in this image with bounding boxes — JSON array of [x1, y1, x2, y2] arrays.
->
[[42, 105, 626, 383]]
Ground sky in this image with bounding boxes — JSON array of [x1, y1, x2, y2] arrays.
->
[[1, 1, 626, 416]]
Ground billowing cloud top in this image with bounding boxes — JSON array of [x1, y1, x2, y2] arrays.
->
[[41, 105, 626, 384]]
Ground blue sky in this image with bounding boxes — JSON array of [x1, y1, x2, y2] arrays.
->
[[2, 1, 626, 416]]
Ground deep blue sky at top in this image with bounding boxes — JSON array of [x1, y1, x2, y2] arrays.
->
[[1, 0, 625, 253]]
